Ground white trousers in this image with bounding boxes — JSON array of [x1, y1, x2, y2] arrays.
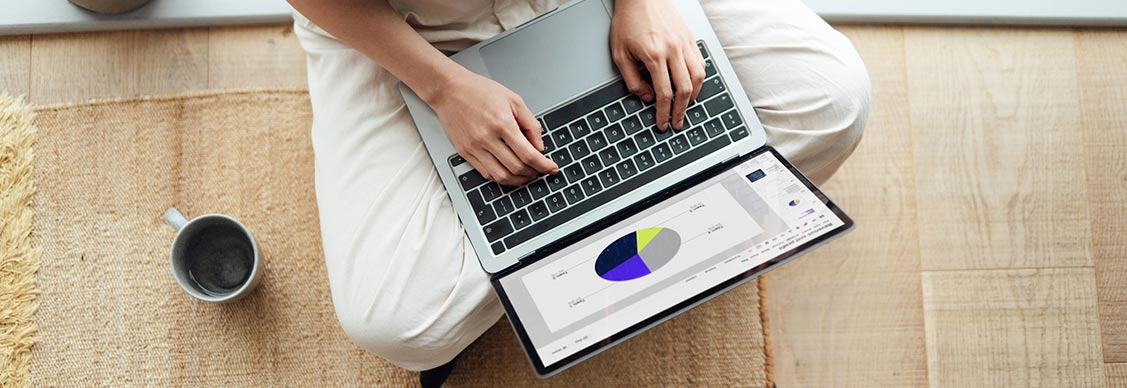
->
[[294, 0, 870, 371]]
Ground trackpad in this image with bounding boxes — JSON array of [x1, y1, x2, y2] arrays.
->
[[480, 0, 617, 115]]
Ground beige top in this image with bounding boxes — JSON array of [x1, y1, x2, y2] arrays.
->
[[388, 0, 563, 51]]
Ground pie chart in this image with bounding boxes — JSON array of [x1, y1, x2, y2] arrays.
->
[[594, 227, 681, 282]]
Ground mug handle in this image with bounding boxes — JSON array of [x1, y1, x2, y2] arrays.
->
[[164, 208, 189, 231]]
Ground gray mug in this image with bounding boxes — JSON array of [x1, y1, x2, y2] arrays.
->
[[163, 208, 263, 303]]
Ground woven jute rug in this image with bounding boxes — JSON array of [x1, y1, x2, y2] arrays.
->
[[16, 90, 770, 386]]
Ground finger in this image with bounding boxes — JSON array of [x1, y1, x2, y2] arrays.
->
[[488, 134, 538, 179], [511, 97, 545, 151], [502, 123, 559, 175], [668, 53, 694, 131], [645, 56, 674, 131], [684, 44, 706, 102], [467, 150, 507, 184], [461, 151, 488, 179], [613, 50, 653, 102], [477, 148, 533, 186]]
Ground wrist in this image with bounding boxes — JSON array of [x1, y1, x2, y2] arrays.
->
[[411, 62, 469, 106]]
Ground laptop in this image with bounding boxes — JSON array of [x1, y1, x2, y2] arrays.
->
[[399, 0, 854, 377]]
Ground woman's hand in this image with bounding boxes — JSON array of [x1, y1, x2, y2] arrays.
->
[[429, 69, 559, 186], [610, 0, 706, 131]]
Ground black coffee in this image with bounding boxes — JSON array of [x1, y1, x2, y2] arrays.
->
[[185, 224, 253, 296]]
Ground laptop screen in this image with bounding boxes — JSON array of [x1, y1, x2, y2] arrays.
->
[[495, 149, 849, 370]]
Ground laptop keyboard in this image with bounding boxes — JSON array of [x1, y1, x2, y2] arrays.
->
[[453, 40, 749, 255]]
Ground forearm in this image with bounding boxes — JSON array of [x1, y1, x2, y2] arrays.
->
[[288, 0, 464, 103]]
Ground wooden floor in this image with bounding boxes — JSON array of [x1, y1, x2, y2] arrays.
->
[[1, 23, 1125, 387]]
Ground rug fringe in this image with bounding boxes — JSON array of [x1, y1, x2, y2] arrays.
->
[[757, 277, 775, 388], [0, 94, 40, 388]]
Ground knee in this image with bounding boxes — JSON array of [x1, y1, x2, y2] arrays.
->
[[334, 302, 464, 371], [805, 48, 871, 154], [827, 52, 871, 152], [767, 40, 871, 182]]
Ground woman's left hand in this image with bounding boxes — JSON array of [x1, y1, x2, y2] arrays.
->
[[610, 0, 706, 131]]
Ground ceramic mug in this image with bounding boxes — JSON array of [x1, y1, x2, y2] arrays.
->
[[163, 208, 263, 303]]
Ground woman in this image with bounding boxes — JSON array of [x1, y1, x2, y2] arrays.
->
[[288, 0, 870, 384]]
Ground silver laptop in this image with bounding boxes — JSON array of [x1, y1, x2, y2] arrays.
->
[[399, 0, 767, 273], [400, 0, 855, 376]]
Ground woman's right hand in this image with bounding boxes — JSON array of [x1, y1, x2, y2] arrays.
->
[[428, 70, 559, 186]]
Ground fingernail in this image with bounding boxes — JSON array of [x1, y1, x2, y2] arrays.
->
[[643, 94, 653, 102]]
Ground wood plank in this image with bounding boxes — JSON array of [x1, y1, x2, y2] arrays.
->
[[764, 25, 929, 387], [922, 268, 1105, 387], [904, 28, 1091, 271], [208, 24, 307, 89], [28, 29, 208, 104], [1109, 363, 1127, 388], [0, 35, 30, 97], [1076, 30, 1127, 363]]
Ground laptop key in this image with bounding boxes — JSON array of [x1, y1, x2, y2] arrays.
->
[[621, 115, 644, 135], [634, 130, 656, 149], [616, 159, 639, 180], [510, 209, 531, 230], [550, 148, 573, 166], [670, 135, 691, 154], [704, 59, 716, 78], [730, 126, 750, 141], [450, 155, 466, 167], [545, 172, 569, 191], [616, 137, 639, 157], [599, 147, 621, 166], [545, 193, 567, 212], [562, 185, 585, 205], [604, 102, 627, 122], [544, 81, 630, 130], [491, 242, 505, 255], [697, 41, 709, 59], [528, 201, 550, 221], [542, 134, 555, 153], [466, 189, 496, 224], [605, 123, 626, 143], [639, 107, 658, 128], [622, 95, 644, 114], [697, 77, 725, 103], [587, 132, 609, 151], [563, 164, 586, 183], [552, 129, 573, 148], [581, 176, 603, 196], [653, 143, 673, 163], [687, 127, 708, 146], [654, 127, 674, 141], [480, 182, 503, 202], [581, 155, 603, 175], [634, 150, 656, 171], [503, 135, 732, 249], [598, 168, 621, 188], [721, 110, 743, 129], [702, 118, 725, 138], [569, 120, 591, 139], [686, 105, 707, 125], [483, 218, 513, 242], [568, 140, 590, 161], [511, 188, 533, 208], [458, 170, 488, 191], [493, 196, 515, 216], [528, 180, 550, 200], [704, 94, 734, 116], [586, 111, 609, 130]]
